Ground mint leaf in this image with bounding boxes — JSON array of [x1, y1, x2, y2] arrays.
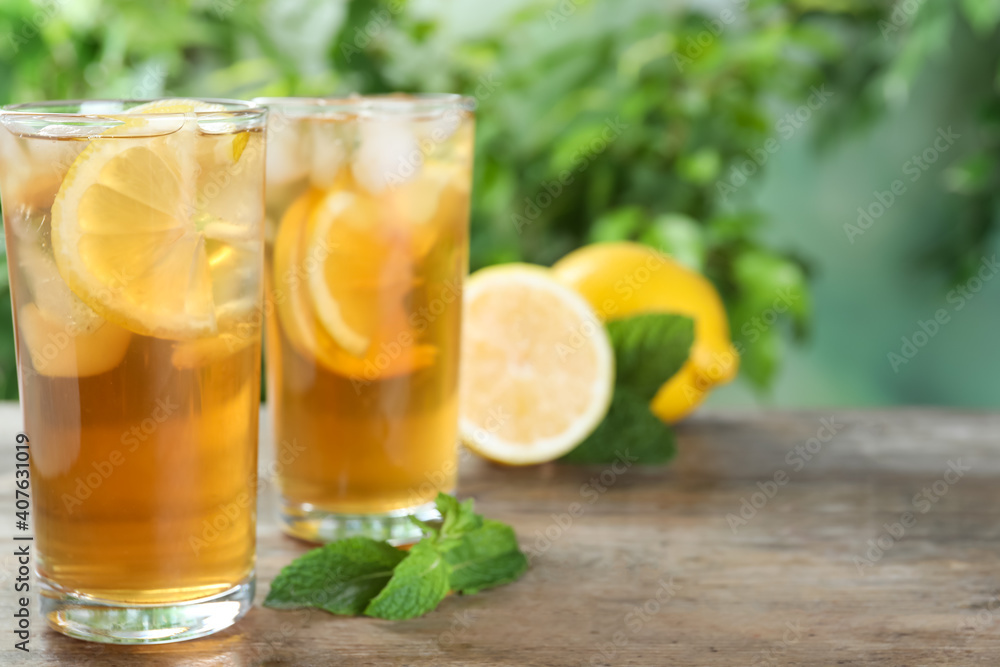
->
[[416, 494, 483, 542], [606, 313, 694, 400], [561, 313, 691, 465], [440, 495, 483, 538], [364, 540, 451, 620], [445, 519, 528, 594], [264, 537, 405, 615], [561, 388, 676, 465]]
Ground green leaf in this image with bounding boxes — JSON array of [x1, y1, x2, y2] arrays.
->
[[560, 388, 676, 465], [437, 494, 484, 541], [639, 213, 707, 272], [364, 540, 452, 620], [444, 520, 529, 595], [606, 313, 695, 401], [961, 0, 1000, 35], [264, 537, 405, 615], [943, 153, 995, 195], [588, 207, 647, 243], [411, 493, 484, 547], [677, 148, 721, 185], [738, 324, 780, 389]]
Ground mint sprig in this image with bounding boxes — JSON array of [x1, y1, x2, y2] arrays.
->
[[562, 313, 693, 465], [264, 494, 528, 620], [443, 519, 527, 594], [363, 540, 451, 619]]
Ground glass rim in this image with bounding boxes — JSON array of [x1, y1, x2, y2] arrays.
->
[[0, 98, 266, 119], [252, 93, 476, 118]]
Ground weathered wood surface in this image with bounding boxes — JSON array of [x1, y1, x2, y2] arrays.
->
[[1, 404, 999, 665]]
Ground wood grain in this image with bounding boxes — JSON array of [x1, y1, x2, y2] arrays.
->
[[0, 404, 998, 665]]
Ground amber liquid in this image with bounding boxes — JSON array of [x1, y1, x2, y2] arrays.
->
[[0, 126, 263, 603], [264, 112, 471, 515], [25, 335, 259, 602], [265, 229, 464, 514]]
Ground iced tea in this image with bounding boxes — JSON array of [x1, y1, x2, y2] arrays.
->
[[0, 99, 266, 643], [259, 95, 473, 542]]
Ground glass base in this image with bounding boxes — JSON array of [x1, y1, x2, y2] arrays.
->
[[40, 574, 254, 644], [280, 498, 442, 545]]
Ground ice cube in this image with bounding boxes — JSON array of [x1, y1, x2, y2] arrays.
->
[[265, 112, 309, 186], [0, 132, 83, 216], [386, 162, 459, 227], [351, 117, 421, 194], [413, 112, 462, 153], [309, 117, 352, 189], [18, 244, 106, 334], [196, 130, 265, 232]]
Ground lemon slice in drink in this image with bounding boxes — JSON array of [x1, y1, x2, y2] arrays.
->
[[50, 100, 257, 340], [459, 264, 614, 465], [272, 182, 438, 380]]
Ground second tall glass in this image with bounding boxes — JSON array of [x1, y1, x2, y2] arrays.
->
[[258, 95, 474, 543]]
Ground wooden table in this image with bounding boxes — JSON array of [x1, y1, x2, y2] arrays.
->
[[1, 405, 998, 665]]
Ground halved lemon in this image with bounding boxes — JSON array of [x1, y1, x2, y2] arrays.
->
[[459, 264, 614, 465], [50, 100, 259, 340]]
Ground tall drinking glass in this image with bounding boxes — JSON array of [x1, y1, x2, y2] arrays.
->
[[257, 95, 473, 544], [0, 99, 266, 643]]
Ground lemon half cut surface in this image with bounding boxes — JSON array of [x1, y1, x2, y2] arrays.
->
[[459, 264, 615, 465], [50, 99, 258, 340]]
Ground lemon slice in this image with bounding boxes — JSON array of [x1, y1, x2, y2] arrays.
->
[[459, 264, 614, 465], [304, 191, 372, 356], [50, 100, 258, 340], [272, 183, 437, 379]]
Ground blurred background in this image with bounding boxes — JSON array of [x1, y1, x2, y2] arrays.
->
[[0, 0, 997, 409]]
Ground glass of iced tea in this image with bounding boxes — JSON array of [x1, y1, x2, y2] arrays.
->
[[0, 99, 266, 643], [257, 94, 473, 544]]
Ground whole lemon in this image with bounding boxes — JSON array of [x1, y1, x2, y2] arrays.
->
[[552, 241, 738, 422]]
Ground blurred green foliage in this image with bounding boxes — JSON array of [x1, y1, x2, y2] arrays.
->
[[0, 0, 997, 400]]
